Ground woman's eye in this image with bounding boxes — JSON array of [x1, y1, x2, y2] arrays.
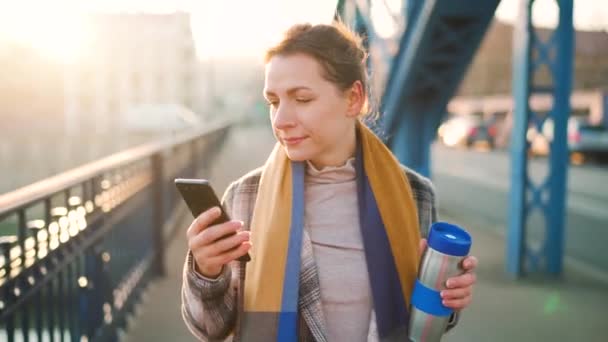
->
[[266, 100, 278, 107], [296, 98, 311, 103]]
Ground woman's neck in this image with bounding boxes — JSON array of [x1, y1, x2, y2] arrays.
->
[[309, 125, 356, 170]]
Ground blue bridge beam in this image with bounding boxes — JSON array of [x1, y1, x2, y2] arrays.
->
[[381, 0, 501, 177], [337, 0, 501, 177], [507, 0, 574, 277]]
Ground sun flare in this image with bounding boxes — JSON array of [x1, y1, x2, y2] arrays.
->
[[0, 6, 88, 63]]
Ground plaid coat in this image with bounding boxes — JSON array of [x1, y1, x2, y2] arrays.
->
[[181, 165, 458, 341]]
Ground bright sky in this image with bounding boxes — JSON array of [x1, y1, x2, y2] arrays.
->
[[495, 0, 608, 32], [0, 0, 606, 62]]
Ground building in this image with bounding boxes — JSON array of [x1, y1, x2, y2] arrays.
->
[[458, 20, 608, 97], [63, 12, 199, 136]]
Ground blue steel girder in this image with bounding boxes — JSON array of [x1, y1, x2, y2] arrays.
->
[[507, 0, 574, 277], [381, 0, 501, 176], [335, 0, 402, 137], [335, 0, 395, 72]]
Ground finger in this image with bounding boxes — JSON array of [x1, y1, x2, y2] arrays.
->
[[187, 207, 222, 238], [208, 241, 252, 266], [189, 229, 247, 257], [200, 220, 243, 245], [446, 272, 476, 289], [190, 220, 242, 249], [191, 240, 250, 275], [200, 231, 251, 258], [188, 221, 240, 251], [460, 256, 479, 270], [441, 287, 472, 300], [418, 238, 427, 259], [443, 296, 472, 310]]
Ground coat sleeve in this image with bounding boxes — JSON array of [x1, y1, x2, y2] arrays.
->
[[181, 181, 240, 341]]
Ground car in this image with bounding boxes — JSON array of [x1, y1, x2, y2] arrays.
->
[[568, 119, 608, 163], [528, 117, 608, 164], [437, 115, 497, 149]]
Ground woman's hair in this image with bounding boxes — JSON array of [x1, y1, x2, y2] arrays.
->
[[265, 21, 372, 116]]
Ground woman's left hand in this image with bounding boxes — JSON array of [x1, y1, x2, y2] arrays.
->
[[419, 238, 478, 310]]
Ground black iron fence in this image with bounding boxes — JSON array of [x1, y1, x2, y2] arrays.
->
[[0, 122, 232, 341]]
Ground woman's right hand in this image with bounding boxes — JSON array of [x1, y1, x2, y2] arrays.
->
[[187, 206, 252, 278]]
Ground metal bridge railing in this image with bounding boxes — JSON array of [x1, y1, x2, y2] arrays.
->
[[0, 121, 232, 341]]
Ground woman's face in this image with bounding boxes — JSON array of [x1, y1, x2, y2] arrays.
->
[[264, 53, 363, 168]]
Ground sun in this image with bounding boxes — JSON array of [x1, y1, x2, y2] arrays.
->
[[0, 6, 88, 63]]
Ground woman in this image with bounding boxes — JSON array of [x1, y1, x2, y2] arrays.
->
[[182, 22, 478, 342]]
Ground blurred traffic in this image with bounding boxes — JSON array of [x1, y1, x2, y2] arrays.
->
[[438, 90, 608, 165]]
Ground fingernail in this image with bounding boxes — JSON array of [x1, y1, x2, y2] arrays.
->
[[442, 300, 448, 306], [440, 291, 445, 298], [213, 207, 221, 215], [446, 280, 453, 288]]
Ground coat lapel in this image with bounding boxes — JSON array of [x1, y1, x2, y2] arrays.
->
[[298, 229, 328, 342]]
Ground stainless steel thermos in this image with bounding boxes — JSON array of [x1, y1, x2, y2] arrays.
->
[[408, 222, 472, 342]]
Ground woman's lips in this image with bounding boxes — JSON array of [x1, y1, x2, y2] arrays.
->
[[283, 136, 307, 145]]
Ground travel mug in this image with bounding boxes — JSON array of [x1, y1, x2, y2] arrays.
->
[[408, 222, 472, 342]]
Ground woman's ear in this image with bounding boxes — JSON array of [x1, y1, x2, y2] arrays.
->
[[346, 80, 366, 118]]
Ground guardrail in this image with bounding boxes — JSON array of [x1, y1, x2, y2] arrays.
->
[[0, 121, 232, 341]]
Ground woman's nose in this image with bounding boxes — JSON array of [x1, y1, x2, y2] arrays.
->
[[272, 103, 296, 130]]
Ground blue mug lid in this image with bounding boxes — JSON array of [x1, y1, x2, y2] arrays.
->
[[427, 222, 472, 256]]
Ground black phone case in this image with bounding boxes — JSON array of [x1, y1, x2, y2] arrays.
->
[[174, 178, 251, 262]]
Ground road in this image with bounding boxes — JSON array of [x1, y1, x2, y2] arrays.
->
[[432, 144, 608, 277]]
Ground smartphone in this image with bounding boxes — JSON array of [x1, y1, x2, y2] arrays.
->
[[175, 178, 251, 262]]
